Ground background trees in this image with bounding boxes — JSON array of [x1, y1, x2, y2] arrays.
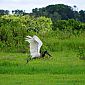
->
[[0, 10, 9, 15], [79, 10, 85, 22], [31, 4, 85, 22], [0, 4, 85, 22]]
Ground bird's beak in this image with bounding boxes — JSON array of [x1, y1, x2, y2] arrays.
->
[[47, 52, 52, 57]]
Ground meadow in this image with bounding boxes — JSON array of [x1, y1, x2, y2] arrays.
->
[[0, 15, 85, 85], [0, 34, 85, 85]]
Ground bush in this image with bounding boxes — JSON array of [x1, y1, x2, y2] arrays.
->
[[0, 15, 52, 52], [53, 19, 85, 31]]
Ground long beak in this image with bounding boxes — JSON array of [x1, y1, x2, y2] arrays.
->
[[47, 52, 52, 57]]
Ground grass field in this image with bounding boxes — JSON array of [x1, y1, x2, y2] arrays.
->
[[0, 50, 85, 85], [0, 14, 85, 85]]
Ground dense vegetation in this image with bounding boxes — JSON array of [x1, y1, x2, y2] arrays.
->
[[0, 15, 52, 52], [0, 14, 85, 53]]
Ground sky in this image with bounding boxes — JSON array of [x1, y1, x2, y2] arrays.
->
[[0, 0, 85, 13]]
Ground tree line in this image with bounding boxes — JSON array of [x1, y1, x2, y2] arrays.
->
[[0, 4, 85, 22], [31, 4, 85, 22]]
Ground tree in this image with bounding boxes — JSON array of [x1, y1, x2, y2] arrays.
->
[[0, 9, 9, 15], [12, 9, 25, 15], [31, 4, 74, 21], [79, 10, 85, 22]]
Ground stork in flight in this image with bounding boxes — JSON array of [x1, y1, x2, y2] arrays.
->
[[25, 35, 52, 63]]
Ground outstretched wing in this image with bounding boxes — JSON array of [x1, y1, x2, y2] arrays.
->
[[33, 35, 43, 53], [25, 35, 43, 57], [25, 35, 33, 43]]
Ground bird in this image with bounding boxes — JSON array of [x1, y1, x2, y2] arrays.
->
[[25, 35, 52, 63]]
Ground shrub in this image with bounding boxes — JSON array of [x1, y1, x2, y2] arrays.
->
[[0, 15, 52, 52]]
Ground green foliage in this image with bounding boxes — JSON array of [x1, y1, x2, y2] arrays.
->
[[32, 4, 85, 23], [35, 16, 52, 33], [32, 4, 74, 21], [53, 19, 85, 31], [0, 15, 52, 52], [0, 15, 85, 53], [77, 47, 85, 60]]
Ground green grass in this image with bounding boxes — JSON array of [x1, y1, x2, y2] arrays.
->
[[0, 15, 85, 85], [0, 74, 85, 85], [0, 51, 85, 85]]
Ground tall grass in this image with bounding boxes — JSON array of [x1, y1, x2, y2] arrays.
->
[[40, 30, 85, 53]]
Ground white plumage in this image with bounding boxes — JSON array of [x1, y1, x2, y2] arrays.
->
[[25, 35, 43, 58]]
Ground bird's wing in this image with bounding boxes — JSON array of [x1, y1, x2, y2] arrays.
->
[[25, 35, 33, 43], [25, 35, 41, 57], [33, 35, 43, 53], [30, 40, 39, 57]]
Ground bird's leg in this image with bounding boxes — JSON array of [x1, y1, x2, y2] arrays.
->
[[26, 57, 38, 63], [26, 54, 32, 63], [26, 56, 39, 63], [26, 57, 32, 63]]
